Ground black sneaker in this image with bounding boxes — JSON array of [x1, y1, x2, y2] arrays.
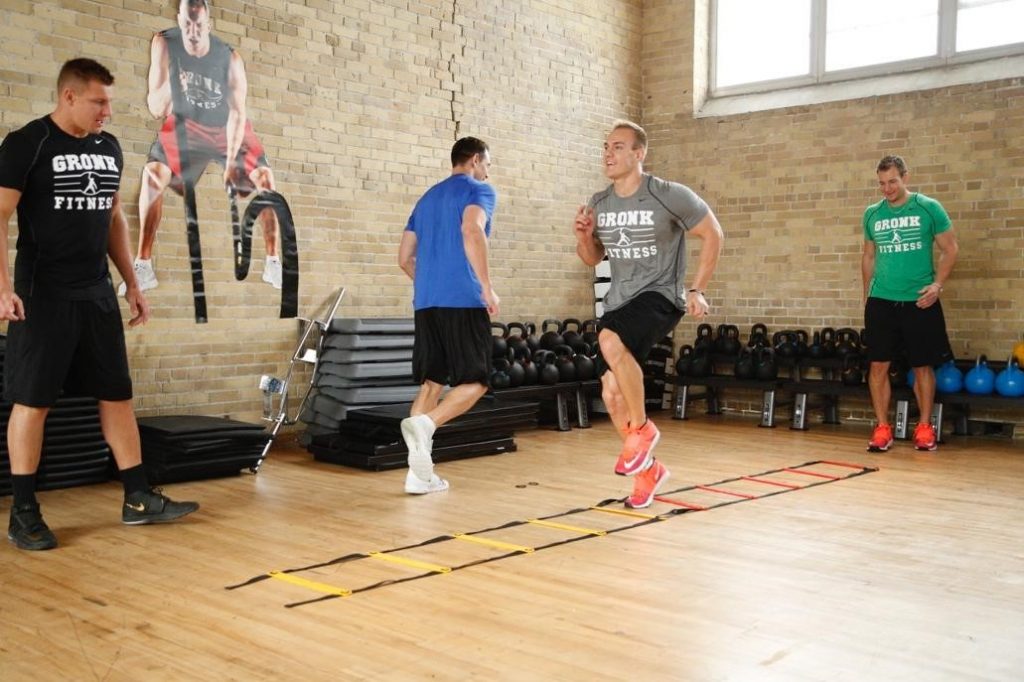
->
[[122, 489, 199, 525], [8, 503, 58, 551]]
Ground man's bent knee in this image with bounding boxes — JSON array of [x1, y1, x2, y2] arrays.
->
[[143, 162, 172, 191], [598, 329, 628, 364]]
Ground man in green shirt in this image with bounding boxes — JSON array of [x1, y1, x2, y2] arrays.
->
[[862, 155, 959, 452]]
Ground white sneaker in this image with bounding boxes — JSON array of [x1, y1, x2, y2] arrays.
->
[[262, 256, 282, 290], [117, 259, 158, 295], [401, 414, 436, 482], [404, 470, 449, 495]]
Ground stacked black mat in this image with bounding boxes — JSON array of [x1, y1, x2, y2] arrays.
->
[[0, 335, 114, 496], [300, 318, 420, 434], [138, 415, 270, 484], [306, 397, 537, 471]]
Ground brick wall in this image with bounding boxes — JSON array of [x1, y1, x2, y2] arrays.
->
[[643, 0, 1024, 427], [0, 0, 642, 421], [3, 0, 1020, 430]]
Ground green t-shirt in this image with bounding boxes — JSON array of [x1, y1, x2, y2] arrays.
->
[[863, 192, 951, 301]]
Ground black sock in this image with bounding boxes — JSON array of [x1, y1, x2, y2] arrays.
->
[[11, 473, 39, 508], [119, 464, 149, 496]]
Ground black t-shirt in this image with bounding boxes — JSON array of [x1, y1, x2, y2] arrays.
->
[[0, 116, 122, 299]]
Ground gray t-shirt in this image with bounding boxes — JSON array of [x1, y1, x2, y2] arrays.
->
[[588, 174, 709, 312]]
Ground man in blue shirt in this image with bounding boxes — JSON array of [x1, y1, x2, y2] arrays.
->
[[397, 137, 498, 494]]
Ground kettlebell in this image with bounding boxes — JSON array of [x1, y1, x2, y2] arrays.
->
[[562, 319, 587, 353], [581, 319, 600, 346], [748, 323, 769, 349], [490, 358, 512, 390], [964, 355, 996, 395], [505, 322, 530, 356], [1013, 337, 1024, 367], [841, 354, 863, 386], [721, 325, 741, 355], [515, 347, 538, 385], [819, 327, 836, 357], [491, 322, 509, 359], [935, 360, 963, 393], [807, 331, 825, 359], [688, 345, 713, 377], [835, 328, 861, 359], [793, 330, 809, 358], [714, 324, 730, 354], [675, 345, 694, 377], [734, 345, 755, 380], [693, 323, 715, 352], [573, 347, 596, 381], [506, 348, 526, 387], [553, 345, 577, 382], [773, 331, 796, 359], [995, 357, 1024, 397], [534, 350, 560, 385], [539, 319, 565, 350], [754, 346, 778, 381], [524, 322, 541, 353]]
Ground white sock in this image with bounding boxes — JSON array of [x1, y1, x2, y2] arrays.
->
[[136, 258, 151, 267], [266, 255, 280, 264], [419, 414, 436, 437]]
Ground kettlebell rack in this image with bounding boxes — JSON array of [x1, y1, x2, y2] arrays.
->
[[673, 354, 1023, 440]]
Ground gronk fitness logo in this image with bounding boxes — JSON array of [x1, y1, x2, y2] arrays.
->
[[181, 70, 225, 111], [872, 215, 924, 254], [51, 153, 119, 210], [597, 209, 659, 259]]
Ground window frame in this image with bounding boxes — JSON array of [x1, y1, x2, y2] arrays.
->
[[710, 0, 1024, 98]]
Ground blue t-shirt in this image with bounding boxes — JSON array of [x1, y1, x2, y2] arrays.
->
[[405, 173, 497, 310]]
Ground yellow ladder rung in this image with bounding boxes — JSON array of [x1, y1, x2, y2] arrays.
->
[[589, 506, 659, 520], [528, 519, 607, 536], [453, 533, 534, 553], [367, 551, 451, 574], [268, 570, 352, 597]]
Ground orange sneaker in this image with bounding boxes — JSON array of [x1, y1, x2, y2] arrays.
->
[[614, 419, 660, 476], [626, 460, 670, 509], [913, 422, 938, 451], [867, 423, 894, 452]]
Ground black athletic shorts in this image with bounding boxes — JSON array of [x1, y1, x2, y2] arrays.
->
[[412, 307, 491, 387], [596, 291, 684, 377], [3, 293, 133, 407], [864, 297, 953, 368]]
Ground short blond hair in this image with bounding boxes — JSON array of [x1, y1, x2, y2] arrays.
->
[[611, 120, 647, 150]]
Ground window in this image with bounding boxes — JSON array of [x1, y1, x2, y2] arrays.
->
[[711, 0, 1024, 95]]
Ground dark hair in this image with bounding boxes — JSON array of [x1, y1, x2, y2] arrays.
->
[[451, 137, 489, 167], [181, 0, 210, 11], [57, 58, 114, 92], [876, 155, 908, 176]]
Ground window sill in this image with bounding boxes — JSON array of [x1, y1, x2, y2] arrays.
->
[[696, 53, 1024, 118]]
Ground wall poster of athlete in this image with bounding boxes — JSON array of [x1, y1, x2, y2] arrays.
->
[[125, 0, 298, 322]]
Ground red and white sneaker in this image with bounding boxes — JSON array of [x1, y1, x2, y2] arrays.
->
[[913, 422, 938, 451], [625, 460, 670, 509], [614, 419, 660, 476], [867, 423, 894, 452]]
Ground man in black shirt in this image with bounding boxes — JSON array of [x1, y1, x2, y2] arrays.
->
[[0, 58, 199, 551]]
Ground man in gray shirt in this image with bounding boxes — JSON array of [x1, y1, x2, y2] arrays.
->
[[574, 120, 723, 509]]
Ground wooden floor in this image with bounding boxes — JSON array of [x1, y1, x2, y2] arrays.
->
[[1, 415, 1023, 681]]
